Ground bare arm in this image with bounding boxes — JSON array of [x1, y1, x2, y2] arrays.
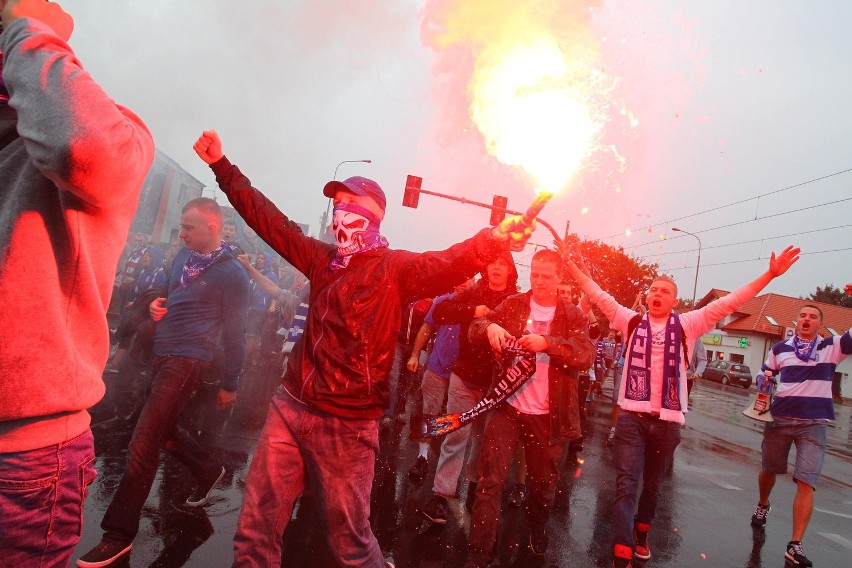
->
[[237, 254, 282, 297], [406, 322, 433, 372]]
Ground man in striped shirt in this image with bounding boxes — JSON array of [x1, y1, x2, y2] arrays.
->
[[750, 296, 852, 568]]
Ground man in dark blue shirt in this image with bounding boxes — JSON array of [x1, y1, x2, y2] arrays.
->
[[78, 197, 250, 568]]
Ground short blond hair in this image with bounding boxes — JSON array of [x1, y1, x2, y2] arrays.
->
[[182, 197, 223, 230], [651, 275, 678, 296]]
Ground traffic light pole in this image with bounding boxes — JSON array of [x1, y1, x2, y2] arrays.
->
[[404, 182, 563, 244]]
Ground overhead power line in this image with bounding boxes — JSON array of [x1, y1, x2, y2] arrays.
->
[[601, 167, 852, 241], [623, 198, 852, 251], [635, 223, 852, 258], [660, 246, 852, 272]]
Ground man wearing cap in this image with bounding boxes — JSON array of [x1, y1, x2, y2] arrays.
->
[[192, 130, 536, 568]]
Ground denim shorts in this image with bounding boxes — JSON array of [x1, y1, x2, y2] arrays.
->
[[761, 417, 828, 489]]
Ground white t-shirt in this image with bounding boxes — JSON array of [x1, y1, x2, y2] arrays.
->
[[647, 316, 668, 413], [507, 299, 555, 415]]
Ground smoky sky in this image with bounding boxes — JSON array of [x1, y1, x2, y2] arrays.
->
[[62, 0, 851, 297]]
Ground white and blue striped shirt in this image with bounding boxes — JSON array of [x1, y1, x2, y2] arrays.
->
[[765, 331, 852, 420]]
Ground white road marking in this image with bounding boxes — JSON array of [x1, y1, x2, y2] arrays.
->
[[817, 532, 852, 550], [814, 507, 852, 520], [711, 480, 743, 490]]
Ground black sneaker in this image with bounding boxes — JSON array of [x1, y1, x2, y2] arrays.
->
[[408, 456, 429, 481], [185, 466, 225, 507], [76, 538, 132, 567], [408, 456, 428, 482], [421, 494, 448, 524], [529, 524, 548, 555], [606, 429, 616, 447], [507, 482, 526, 507], [784, 541, 813, 567], [750, 502, 770, 527]]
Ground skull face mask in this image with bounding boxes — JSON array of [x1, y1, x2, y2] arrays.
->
[[329, 202, 389, 270]]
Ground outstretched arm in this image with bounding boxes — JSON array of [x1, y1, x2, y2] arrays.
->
[[0, 2, 154, 208], [237, 254, 282, 297], [193, 131, 329, 280], [744, 246, 800, 292], [684, 246, 801, 337]]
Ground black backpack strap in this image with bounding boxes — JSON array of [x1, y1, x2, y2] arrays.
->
[[626, 313, 689, 368], [626, 313, 643, 346]]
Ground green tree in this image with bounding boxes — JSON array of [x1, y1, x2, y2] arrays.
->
[[806, 284, 852, 308], [567, 239, 660, 310]]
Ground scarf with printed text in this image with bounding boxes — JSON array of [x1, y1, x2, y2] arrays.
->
[[623, 313, 683, 415]]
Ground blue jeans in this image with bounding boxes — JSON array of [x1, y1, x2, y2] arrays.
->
[[233, 387, 384, 568], [0, 430, 97, 567], [432, 373, 487, 498], [101, 355, 218, 543], [612, 411, 681, 552]]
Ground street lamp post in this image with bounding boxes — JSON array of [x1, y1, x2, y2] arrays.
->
[[321, 159, 372, 241], [672, 227, 702, 306], [333, 159, 371, 182]]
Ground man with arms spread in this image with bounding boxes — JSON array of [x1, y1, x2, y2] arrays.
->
[[464, 249, 595, 566], [78, 198, 250, 567], [750, 289, 851, 568], [563, 245, 800, 568], [0, 1, 154, 565], [192, 129, 535, 568]]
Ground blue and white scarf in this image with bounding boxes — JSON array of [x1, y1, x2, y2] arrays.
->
[[623, 313, 684, 418], [180, 242, 229, 287], [792, 335, 819, 362]]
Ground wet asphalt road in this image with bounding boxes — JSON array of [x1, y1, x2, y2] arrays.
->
[[75, 360, 852, 567]]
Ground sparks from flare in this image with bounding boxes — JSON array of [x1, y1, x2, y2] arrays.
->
[[427, 0, 634, 198]]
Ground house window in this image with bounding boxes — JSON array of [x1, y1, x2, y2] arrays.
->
[[177, 183, 189, 206]]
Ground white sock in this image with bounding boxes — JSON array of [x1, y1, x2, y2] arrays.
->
[[419, 443, 429, 458]]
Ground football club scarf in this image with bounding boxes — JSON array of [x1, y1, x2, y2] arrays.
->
[[180, 242, 228, 287], [792, 335, 819, 362], [622, 312, 684, 419], [410, 338, 537, 439]]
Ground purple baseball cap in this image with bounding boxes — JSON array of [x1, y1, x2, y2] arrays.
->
[[323, 176, 387, 212]]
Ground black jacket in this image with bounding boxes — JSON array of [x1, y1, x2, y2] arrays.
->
[[433, 278, 516, 390], [213, 157, 507, 419], [470, 292, 595, 444]]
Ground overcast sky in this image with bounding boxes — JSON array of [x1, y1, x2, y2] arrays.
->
[[63, 1, 851, 299]]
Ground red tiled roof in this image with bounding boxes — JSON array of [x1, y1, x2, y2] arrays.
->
[[715, 292, 852, 339]]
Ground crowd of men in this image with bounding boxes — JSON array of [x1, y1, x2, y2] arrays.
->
[[0, 4, 849, 568]]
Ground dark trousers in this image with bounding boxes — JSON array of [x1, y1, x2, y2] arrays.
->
[[468, 405, 564, 562], [102, 356, 218, 543]]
